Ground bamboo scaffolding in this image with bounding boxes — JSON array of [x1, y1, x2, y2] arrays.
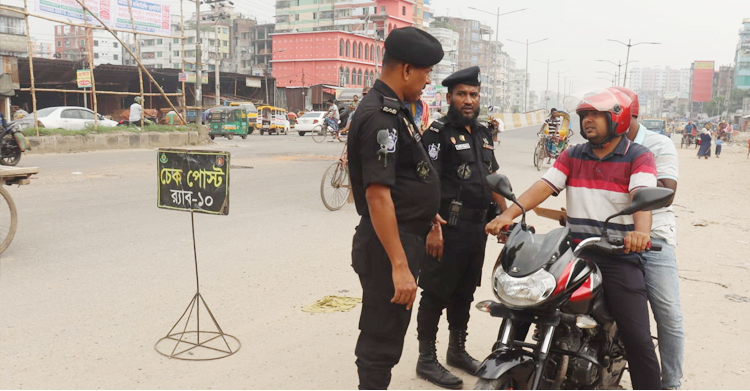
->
[[72, 0, 186, 124], [22, 0, 38, 136], [82, 7, 98, 131], [19, 88, 182, 96], [127, 1, 145, 127], [0, 4, 184, 40]]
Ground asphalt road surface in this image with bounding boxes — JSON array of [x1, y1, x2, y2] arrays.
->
[[5, 123, 736, 390]]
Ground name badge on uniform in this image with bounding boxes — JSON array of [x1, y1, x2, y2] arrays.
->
[[455, 143, 471, 151]]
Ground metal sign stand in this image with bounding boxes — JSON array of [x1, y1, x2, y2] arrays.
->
[[154, 210, 240, 360]]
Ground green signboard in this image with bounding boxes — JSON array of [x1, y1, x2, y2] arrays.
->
[[157, 149, 230, 215]]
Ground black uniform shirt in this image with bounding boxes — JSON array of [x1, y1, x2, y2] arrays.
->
[[422, 116, 499, 210], [348, 80, 440, 225]]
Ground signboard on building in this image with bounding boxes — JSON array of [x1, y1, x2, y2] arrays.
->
[[422, 84, 447, 109], [76, 69, 91, 88], [35, 0, 171, 35], [1, 56, 19, 89], [691, 61, 714, 103], [178, 72, 208, 84], [245, 77, 261, 88], [157, 149, 230, 215]]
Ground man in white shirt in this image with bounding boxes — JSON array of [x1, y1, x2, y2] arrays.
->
[[613, 86, 683, 390], [129, 97, 143, 126], [325, 98, 340, 134]]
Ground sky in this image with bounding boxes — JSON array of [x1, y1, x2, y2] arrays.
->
[[4, 0, 747, 97]]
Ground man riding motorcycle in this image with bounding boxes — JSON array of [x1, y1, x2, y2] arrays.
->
[[486, 88, 662, 389]]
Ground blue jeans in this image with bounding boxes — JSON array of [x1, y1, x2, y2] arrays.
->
[[642, 238, 684, 389]]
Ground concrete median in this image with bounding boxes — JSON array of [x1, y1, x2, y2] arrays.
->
[[25, 131, 201, 154]]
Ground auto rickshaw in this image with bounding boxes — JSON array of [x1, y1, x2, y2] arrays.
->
[[207, 106, 250, 140], [534, 111, 572, 170], [228, 101, 258, 134], [256, 106, 290, 135]]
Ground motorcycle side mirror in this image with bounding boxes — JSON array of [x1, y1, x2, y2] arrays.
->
[[486, 173, 516, 201], [603, 187, 675, 236], [620, 187, 675, 216], [486, 173, 528, 227]]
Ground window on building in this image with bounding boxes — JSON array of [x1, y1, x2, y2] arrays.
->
[[94, 40, 99, 46], [223, 40, 228, 47], [312, 12, 317, 19], [339, 67, 344, 87], [364, 44, 369, 60], [380, 6, 386, 14], [79, 40, 84, 47], [402, 6, 406, 15], [340, 39, 344, 56], [157, 52, 163, 57], [174, 38, 180, 43], [346, 40, 350, 57], [57, 41, 61, 47], [113, 42, 118, 48], [157, 39, 162, 44], [174, 50, 180, 57], [363, 7, 369, 15], [345, 68, 350, 85], [174, 64, 180, 69], [94, 53, 99, 59], [358, 69, 362, 85], [114, 54, 118, 60], [371, 45, 375, 61], [358, 43, 363, 59], [187, 37, 194, 44]]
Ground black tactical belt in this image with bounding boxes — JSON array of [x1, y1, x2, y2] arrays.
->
[[440, 203, 488, 224]]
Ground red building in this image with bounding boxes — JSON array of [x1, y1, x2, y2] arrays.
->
[[271, 0, 415, 89], [272, 31, 385, 89], [691, 61, 715, 103]]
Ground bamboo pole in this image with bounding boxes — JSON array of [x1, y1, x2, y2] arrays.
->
[[82, 9, 98, 131], [0, 4, 184, 40], [22, 0, 38, 136], [19, 88, 182, 96], [127, 0, 144, 127], [180, 0, 187, 115], [72, 0, 185, 124]]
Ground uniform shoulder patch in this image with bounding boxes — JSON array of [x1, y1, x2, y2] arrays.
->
[[381, 97, 400, 115], [428, 118, 446, 133]]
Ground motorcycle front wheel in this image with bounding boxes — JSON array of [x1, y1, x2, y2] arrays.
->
[[0, 134, 21, 166], [474, 373, 521, 390]]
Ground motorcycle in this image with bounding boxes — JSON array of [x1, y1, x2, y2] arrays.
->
[[473, 174, 673, 390], [1, 123, 29, 166]]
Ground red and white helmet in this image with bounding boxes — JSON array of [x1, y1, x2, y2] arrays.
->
[[574, 88, 633, 139], [609, 86, 639, 118]]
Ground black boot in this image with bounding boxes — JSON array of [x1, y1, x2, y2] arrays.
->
[[446, 330, 481, 375], [416, 340, 463, 390]]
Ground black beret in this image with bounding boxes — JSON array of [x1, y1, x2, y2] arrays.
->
[[442, 66, 481, 87], [384, 27, 444, 67]]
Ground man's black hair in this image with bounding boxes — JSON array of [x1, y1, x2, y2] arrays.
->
[[382, 51, 404, 68]]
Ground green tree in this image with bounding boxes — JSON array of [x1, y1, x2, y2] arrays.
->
[[729, 88, 750, 112]]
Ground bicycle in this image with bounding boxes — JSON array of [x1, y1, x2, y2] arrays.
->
[[320, 142, 351, 211], [312, 119, 346, 143]]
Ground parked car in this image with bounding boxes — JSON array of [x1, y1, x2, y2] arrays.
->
[[12, 106, 118, 131], [294, 111, 327, 136], [642, 117, 668, 136]]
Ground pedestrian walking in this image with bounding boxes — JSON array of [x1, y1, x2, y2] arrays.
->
[[416, 67, 507, 389], [697, 127, 712, 159], [347, 27, 444, 390], [715, 137, 723, 158]]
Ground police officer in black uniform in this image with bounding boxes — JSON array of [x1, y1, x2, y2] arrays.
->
[[348, 27, 444, 390], [415, 66, 507, 389]]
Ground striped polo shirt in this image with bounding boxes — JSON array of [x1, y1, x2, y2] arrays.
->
[[541, 136, 657, 244]]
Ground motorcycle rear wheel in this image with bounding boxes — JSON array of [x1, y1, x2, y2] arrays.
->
[[0, 134, 21, 166], [474, 373, 519, 390], [0, 187, 18, 254]]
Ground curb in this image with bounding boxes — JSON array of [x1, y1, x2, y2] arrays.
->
[[25, 131, 202, 154]]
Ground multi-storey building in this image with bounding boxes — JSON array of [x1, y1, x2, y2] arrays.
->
[[271, 30, 383, 88], [230, 17, 257, 74], [275, 0, 422, 34], [30, 38, 54, 59], [250, 23, 275, 77], [426, 26, 458, 86], [54, 25, 123, 66], [510, 68, 526, 112], [627, 66, 683, 94], [0, 6, 26, 57], [734, 18, 750, 90], [716, 65, 734, 98]]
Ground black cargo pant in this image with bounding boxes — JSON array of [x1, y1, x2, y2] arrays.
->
[[416, 221, 488, 341], [352, 217, 429, 390], [513, 251, 661, 390]]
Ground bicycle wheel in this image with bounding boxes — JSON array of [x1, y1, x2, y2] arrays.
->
[[0, 187, 18, 254], [680, 136, 687, 149], [534, 142, 545, 171], [320, 161, 350, 211], [312, 126, 327, 143]]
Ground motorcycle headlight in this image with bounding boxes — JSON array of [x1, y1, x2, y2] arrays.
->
[[493, 267, 557, 308]]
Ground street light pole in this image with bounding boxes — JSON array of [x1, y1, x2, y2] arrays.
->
[[607, 39, 661, 86], [194, 0, 202, 108], [534, 58, 562, 111], [468, 6, 528, 111], [508, 37, 547, 112], [595, 59, 638, 85]]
